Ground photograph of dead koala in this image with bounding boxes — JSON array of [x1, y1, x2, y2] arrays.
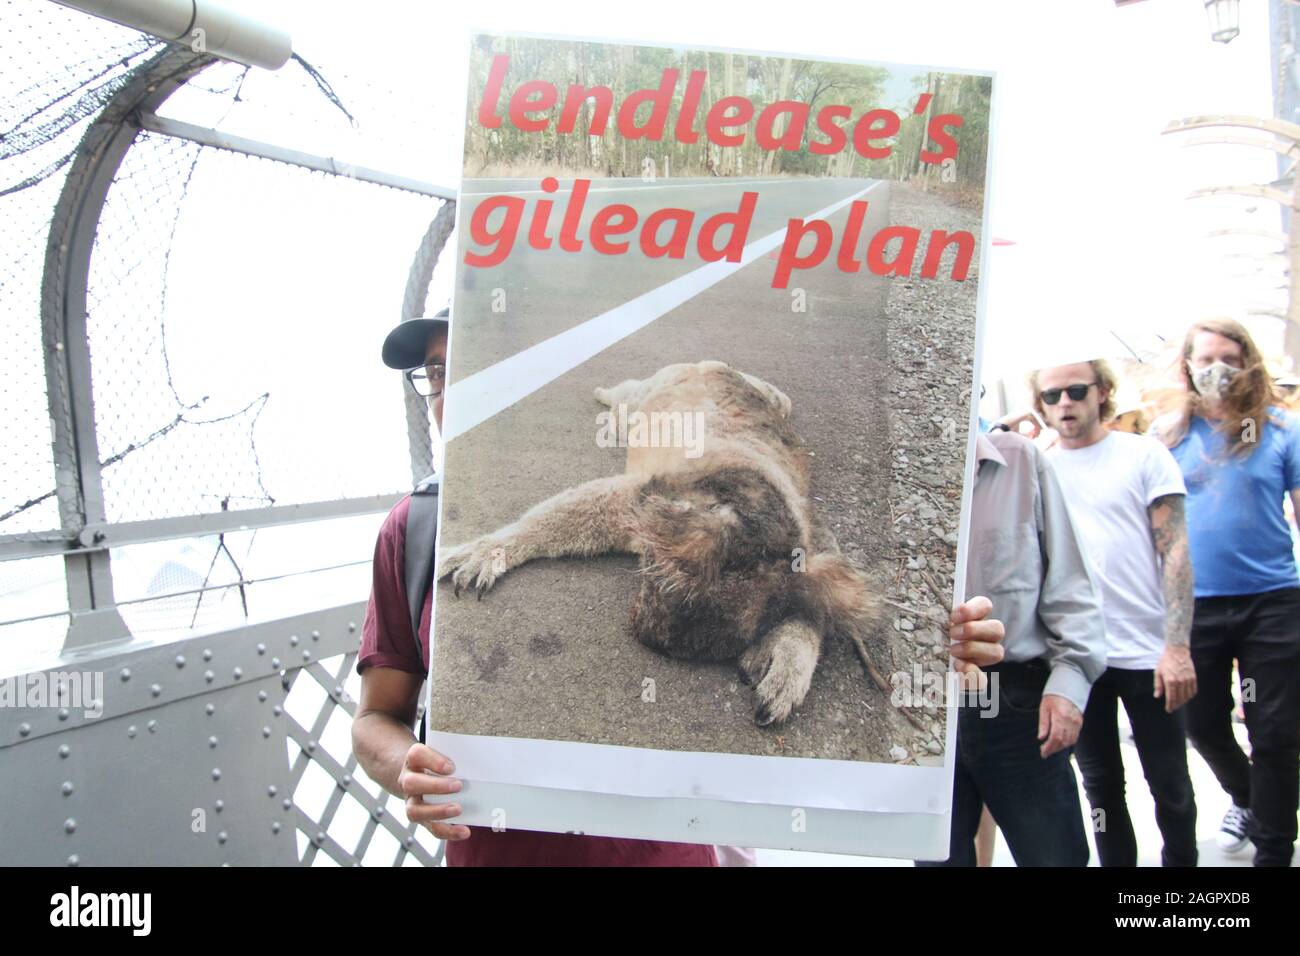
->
[[427, 34, 992, 837]]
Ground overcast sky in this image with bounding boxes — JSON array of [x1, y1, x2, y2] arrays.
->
[[198, 0, 1279, 377]]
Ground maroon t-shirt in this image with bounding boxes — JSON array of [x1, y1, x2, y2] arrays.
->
[[358, 496, 717, 867]]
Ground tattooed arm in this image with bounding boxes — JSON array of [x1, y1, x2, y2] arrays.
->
[[1150, 494, 1193, 646], [1149, 493, 1197, 712]]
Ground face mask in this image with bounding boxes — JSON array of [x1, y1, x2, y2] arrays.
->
[[1189, 361, 1240, 400]]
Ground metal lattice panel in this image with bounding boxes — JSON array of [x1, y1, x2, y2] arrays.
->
[[282, 654, 441, 867], [0, 602, 442, 866]]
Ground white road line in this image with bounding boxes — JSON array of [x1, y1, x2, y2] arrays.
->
[[442, 181, 883, 442], [460, 178, 826, 197]]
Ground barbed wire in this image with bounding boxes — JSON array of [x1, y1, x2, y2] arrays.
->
[[2, 0, 441, 655], [0, 33, 162, 197], [1, 33, 367, 531], [0, 557, 372, 630]]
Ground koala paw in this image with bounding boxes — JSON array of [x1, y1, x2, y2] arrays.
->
[[438, 536, 510, 599], [739, 622, 818, 726]]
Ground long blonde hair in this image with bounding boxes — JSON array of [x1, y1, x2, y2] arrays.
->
[[1157, 318, 1279, 457]]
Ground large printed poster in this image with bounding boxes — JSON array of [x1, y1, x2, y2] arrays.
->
[[427, 33, 994, 856]]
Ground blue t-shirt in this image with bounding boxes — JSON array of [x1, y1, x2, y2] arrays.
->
[[1169, 411, 1300, 597]]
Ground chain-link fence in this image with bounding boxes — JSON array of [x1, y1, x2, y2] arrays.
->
[[85, 130, 429, 522], [1, 0, 457, 864], [1, 0, 456, 659], [1, 2, 163, 661]]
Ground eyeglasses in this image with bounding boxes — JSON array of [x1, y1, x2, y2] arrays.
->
[[405, 364, 446, 397], [1039, 382, 1097, 405]]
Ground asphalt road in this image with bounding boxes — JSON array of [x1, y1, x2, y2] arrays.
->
[[428, 175, 909, 762]]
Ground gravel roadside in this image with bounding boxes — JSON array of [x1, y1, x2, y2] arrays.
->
[[872, 181, 984, 765]]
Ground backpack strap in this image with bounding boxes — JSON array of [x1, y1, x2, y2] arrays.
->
[[404, 474, 439, 745], [404, 473, 440, 651]]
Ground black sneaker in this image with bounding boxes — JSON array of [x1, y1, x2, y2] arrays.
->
[[1215, 804, 1252, 853]]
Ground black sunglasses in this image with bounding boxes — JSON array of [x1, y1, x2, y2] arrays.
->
[[1039, 382, 1097, 405]]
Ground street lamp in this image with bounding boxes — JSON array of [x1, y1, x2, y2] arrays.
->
[[1204, 0, 1240, 44]]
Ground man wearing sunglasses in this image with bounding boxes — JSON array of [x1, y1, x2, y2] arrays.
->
[[1031, 359, 1199, 867]]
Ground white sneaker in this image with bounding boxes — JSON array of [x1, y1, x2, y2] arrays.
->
[[1215, 804, 1253, 853]]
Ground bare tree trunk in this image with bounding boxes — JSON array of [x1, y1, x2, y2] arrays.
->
[[617, 47, 628, 176], [580, 44, 593, 170], [765, 57, 793, 176], [914, 72, 938, 191], [723, 52, 735, 176], [703, 51, 717, 174]]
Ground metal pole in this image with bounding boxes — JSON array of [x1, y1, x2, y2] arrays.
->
[[49, 0, 292, 70], [134, 112, 457, 200]]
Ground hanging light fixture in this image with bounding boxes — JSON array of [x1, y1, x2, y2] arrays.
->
[[1204, 0, 1241, 44]]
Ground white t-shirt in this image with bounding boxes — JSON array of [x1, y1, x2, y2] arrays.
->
[[1046, 431, 1187, 669]]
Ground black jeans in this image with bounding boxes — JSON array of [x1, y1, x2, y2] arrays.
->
[[1185, 586, 1300, 867], [917, 660, 1090, 867], [1074, 666, 1198, 866]]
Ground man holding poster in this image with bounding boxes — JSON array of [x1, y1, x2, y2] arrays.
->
[[919, 429, 1106, 867], [352, 311, 716, 864], [414, 33, 999, 859], [349, 306, 1008, 864]]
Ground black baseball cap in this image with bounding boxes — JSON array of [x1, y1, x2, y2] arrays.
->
[[381, 307, 449, 370]]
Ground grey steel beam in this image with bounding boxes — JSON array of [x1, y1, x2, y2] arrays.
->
[[134, 111, 457, 200], [0, 600, 365, 731], [42, 46, 218, 652], [2, 496, 404, 561], [0, 600, 366, 866], [0, 532, 72, 562], [1, 673, 298, 866], [77, 492, 405, 552]]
